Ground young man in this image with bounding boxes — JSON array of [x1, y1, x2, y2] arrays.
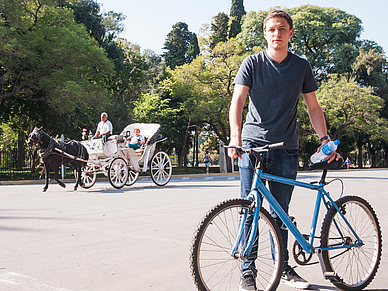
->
[[94, 112, 113, 140], [228, 10, 340, 291]]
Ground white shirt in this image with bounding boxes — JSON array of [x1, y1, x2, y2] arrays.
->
[[130, 134, 145, 144], [96, 120, 113, 136]]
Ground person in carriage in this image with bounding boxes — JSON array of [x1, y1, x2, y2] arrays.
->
[[127, 128, 145, 149], [94, 112, 113, 142]]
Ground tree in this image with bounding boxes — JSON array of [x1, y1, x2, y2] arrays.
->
[[0, 0, 114, 138], [163, 39, 253, 169], [238, 10, 272, 50], [63, 0, 105, 44], [162, 22, 199, 69], [187, 32, 200, 62], [352, 49, 387, 88], [133, 93, 185, 159], [210, 12, 229, 49], [229, 0, 245, 38], [317, 75, 388, 167], [238, 5, 363, 80]]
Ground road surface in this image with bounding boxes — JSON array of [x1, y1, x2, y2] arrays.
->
[[0, 169, 387, 290]]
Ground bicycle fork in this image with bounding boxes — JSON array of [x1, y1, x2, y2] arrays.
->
[[230, 188, 262, 259]]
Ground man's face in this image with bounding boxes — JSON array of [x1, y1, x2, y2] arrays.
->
[[264, 17, 294, 51], [101, 115, 107, 123]]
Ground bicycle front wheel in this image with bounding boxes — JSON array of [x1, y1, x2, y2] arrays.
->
[[190, 198, 284, 291], [320, 196, 382, 290]]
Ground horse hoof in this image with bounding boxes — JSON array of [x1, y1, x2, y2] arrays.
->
[[60, 184, 66, 188], [42, 189, 47, 192]]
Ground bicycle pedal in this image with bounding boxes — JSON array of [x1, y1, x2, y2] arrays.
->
[[324, 272, 342, 283]]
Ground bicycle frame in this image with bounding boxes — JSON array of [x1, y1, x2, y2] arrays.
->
[[232, 167, 363, 260]]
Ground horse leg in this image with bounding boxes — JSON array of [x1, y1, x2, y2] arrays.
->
[[43, 165, 49, 192], [54, 166, 66, 188], [74, 166, 80, 191]]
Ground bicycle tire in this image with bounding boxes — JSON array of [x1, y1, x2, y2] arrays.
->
[[190, 198, 284, 291], [320, 196, 382, 290]]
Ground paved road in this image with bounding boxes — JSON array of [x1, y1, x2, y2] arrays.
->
[[0, 170, 387, 290]]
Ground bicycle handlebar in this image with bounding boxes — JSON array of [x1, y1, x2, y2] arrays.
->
[[224, 142, 286, 155]]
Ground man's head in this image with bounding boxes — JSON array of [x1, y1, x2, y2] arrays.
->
[[101, 112, 108, 123], [263, 10, 293, 31], [263, 10, 294, 52]]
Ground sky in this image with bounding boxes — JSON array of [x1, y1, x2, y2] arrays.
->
[[96, 0, 388, 56]]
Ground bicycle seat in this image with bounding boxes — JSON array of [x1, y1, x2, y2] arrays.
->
[[309, 158, 344, 171]]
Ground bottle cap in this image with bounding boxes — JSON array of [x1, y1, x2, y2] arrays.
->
[[334, 139, 340, 145]]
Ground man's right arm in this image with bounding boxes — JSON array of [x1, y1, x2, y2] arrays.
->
[[228, 84, 249, 158], [94, 122, 101, 138]]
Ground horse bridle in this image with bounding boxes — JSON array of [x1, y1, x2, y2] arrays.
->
[[29, 128, 44, 148]]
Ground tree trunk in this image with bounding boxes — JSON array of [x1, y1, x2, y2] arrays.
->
[[180, 118, 191, 167], [357, 138, 363, 168], [384, 143, 388, 167]]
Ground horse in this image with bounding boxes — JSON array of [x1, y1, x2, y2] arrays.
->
[[27, 127, 89, 192]]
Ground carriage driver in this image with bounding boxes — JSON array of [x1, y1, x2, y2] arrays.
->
[[94, 112, 113, 141]]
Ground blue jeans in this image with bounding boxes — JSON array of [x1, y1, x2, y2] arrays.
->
[[238, 141, 298, 274]]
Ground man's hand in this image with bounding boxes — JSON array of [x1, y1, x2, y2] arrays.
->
[[316, 139, 342, 163], [227, 137, 242, 159]]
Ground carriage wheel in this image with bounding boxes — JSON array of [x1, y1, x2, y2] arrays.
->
[[150, 151, 172, 186], [108, 157, 128, 189], [75, 166, 97, 189], [125, 167, 140, 187]]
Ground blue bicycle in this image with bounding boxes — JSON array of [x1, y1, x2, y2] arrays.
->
[[190, 143, 382, 291]]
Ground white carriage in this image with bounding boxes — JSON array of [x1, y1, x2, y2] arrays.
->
[[79, 123, 172, 189]]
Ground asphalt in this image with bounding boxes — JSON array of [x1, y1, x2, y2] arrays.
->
[[0, 169, 387, 290]]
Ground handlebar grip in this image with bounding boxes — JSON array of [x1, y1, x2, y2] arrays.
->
[[268, 142, 286, 150]]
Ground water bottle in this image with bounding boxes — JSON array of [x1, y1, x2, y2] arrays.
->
[[311, 139, 340, 164]]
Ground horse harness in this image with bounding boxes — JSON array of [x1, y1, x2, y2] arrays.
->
[[36, 131, 86, 163]]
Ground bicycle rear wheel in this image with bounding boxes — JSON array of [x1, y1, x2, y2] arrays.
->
[[320, 196, 382, 290], [190, 198, 284, 291]]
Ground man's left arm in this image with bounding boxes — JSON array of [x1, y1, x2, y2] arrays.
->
[[303, 91, 340, 162]]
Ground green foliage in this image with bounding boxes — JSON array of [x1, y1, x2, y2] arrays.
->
[[238, 5, 363, 80], [162, 22, 199, 69], [229, 0, 245, 38], [238, 10, 270, 50], [210, 13, 229, 49], [0, 0, 114, 136], [290, 5, 362, 79], [317, 75, 388, 141], [164, 39, 253, 146], [187, 33, 200, 63], [133, 93, 185, 154], [352, 49, 387, 88], [64, 0, 105, 43]]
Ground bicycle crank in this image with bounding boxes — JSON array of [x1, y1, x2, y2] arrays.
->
[[292, 234, 314, 265]]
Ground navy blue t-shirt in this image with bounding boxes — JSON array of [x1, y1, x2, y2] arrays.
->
[[233, 51, 318, 150]]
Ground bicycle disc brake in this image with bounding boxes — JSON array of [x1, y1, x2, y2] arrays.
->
[[292, 234, 313, 265]]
